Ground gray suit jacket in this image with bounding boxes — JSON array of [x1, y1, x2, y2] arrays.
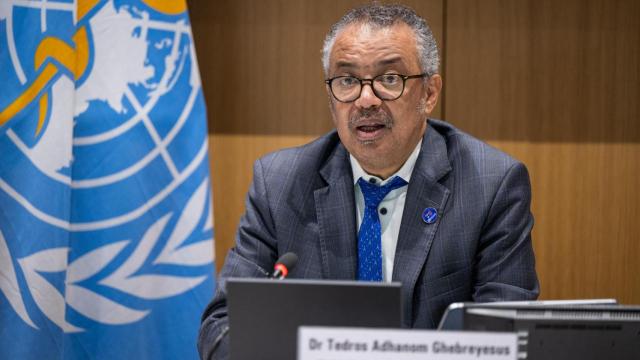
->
[[198, 119, 539, 359]]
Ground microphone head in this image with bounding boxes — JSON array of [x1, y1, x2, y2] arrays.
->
[[276, 252, 298, 271], [272, 252, 298, 279]]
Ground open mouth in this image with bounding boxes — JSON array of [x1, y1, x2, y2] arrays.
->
[[349, 109, 393, 142], [357, 124, 385, 132], [354, 123, 388, 141]]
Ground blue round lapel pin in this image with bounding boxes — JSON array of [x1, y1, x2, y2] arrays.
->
[[422, 207, 438, 224]]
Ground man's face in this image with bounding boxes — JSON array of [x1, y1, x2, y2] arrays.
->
[[327, 22, 441, 179]]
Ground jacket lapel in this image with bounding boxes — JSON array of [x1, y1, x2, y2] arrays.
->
[[314, 142, 358, 279], [393, 123, 452, 326]]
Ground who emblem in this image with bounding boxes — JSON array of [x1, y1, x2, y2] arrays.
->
[[0, 0, 214, 349]]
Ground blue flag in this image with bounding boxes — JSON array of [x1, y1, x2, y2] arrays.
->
[[0, 0, 214, 358]]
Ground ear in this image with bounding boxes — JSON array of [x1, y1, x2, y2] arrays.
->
[[422, 74, 443, 115]]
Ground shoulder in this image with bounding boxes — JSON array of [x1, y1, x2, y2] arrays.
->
[[257, 130, 342, 177], [428, 119, 522, 172], [246, 131, 344, 226]]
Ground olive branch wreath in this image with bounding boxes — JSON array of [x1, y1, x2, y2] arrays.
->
[[1, 179, 213, 332]]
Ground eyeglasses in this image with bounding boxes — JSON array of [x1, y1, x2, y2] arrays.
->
[[325, 73, 429, 103]]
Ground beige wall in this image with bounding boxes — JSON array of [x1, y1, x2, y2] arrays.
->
[[189, 0, 640, 304]]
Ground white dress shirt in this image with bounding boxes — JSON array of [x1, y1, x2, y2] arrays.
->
[[350, 139, 422, 282]]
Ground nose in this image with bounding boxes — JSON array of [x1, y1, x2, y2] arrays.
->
[[355, 82, 382, 109]]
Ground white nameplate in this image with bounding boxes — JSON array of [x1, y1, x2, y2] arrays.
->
[[298, 327, 517, 360]]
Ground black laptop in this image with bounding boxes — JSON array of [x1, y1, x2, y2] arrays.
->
[[227, 278, 403, 360]]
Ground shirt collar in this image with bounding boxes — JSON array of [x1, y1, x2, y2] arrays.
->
[[350, 139, 422, 186]]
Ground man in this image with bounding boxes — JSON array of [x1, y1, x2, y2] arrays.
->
[[198, 4, 538, 359]]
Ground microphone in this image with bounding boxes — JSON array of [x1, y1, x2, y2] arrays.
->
[[271, 252, 298, 279]]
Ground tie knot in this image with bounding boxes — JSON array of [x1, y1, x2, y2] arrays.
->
[[358, 176, 408, 209]]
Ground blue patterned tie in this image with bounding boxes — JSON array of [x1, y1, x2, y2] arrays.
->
[[357, 176, 408, 281]]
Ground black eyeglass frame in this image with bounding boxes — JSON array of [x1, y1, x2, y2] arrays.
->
[[324, 73, 430, 103]]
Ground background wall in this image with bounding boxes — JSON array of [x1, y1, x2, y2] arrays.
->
[[188, 0, 639, 303]]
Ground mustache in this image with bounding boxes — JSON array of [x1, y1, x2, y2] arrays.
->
[[348, 108, 394, 128]]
